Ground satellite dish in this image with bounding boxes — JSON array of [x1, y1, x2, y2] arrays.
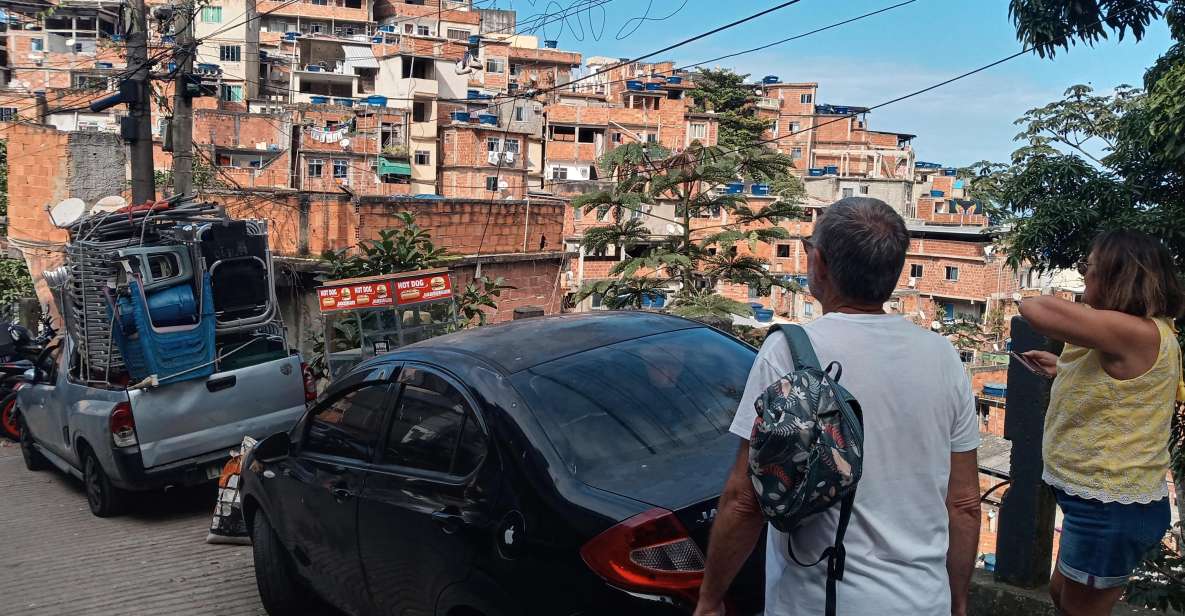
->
[[497, 179, 509, 190], [92, 195, 127, 213], [49, 198, 86, 227], [340, 138, 351, 148]]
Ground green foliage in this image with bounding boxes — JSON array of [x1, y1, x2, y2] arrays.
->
[[575, 141, 799, 318], [669, 289, 753, 320], [687, 68, 772, 151], [322, 212, 449, 278], [1124, 530, 1185, 612], [153, 156, 224, 195], [1008, 0, 1166, 58], [456, 276, 515, 326], [0, 258, 35, 305]]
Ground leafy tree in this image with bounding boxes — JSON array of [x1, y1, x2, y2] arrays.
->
[[687, 68, 771, 151], [152, 156, 224, 195], [456, 276, 515, 326], [0, 258, 35, 306], [572, 142, 800, 316], [669, 288, 753, 320]]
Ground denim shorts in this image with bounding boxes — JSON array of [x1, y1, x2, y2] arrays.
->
[[1053, 488, 1171, 589]]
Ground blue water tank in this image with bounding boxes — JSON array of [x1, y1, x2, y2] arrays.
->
[[334, 98, 355, 107], [372, 36, 383, 43], [543, 40, 558, 49], [930, 190, 945, 197], [468, 35, 482, 46], [808, 168, 825, 177], [283, 31, 301, 40], [309, 96, 329, 105], [478, 113, 498, 125], [725, 182, 744, 194], [762, 75, 779, 84], [467, 89, 480, 100], [983, 383, 1007, 398], [96, 61, 114, 69], [625, 80, 644, 91], [824, 165, 838, 175], [162, 35, 175, 44], [943, 168, 957, 176], [666, 75, 683, 85], [754, 309, 774, 323], [645, 82, 663, 91], [366, 95, 388, 107], [451, 111, 471, 122], [119, 283, 198, 330], [378, 24, 395, 33], [751, 183, 770, 196]]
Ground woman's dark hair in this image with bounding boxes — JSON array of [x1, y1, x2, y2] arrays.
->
[[1089, 230, 1185, 318]]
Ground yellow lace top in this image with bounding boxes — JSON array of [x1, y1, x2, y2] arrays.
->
[[1042, 317, 1181, 504]]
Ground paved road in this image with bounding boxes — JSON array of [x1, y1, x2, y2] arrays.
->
[[0, 439, 267, 615]]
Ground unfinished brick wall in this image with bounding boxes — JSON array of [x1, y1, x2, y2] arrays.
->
[[452, 256, 566, 322], [899, 237, 1020, 301], [356, 197, 565, 256], [439, 126, 529, 199]]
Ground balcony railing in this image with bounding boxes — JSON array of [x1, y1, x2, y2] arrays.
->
[[756, 96, 781, 111]]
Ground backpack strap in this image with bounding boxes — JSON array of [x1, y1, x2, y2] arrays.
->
[[771, 323, 822, 372], [785, 489, 856, 616]]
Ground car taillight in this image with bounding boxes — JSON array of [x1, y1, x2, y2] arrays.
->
[[580, 507, 705, 604], [300, 362, 317, 402], [109, 402, 137, 448]]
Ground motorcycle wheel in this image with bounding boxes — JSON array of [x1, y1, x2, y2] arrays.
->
[[0, 392, 18, 441]]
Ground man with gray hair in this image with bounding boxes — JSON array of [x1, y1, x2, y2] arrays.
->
[[694, 198, 982, 616]]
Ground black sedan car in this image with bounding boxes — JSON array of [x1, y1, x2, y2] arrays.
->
[[241, 311, 764, 616]]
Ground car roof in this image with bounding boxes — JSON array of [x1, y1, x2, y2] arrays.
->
[[391, 311, 706, 374]]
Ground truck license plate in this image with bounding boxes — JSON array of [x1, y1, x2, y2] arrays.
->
[[206, 464, 224, 481]]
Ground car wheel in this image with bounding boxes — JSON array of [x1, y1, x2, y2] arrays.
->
[[0, 393, 19, 441], [251, 511, 327, 615], [18, 412, 48, 471], [83, 449, 127, 518]]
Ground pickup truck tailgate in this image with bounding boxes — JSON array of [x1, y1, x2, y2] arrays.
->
[[129, 355, 306, 469]]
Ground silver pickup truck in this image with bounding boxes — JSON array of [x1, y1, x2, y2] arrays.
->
[[17, 335, 307, 517]]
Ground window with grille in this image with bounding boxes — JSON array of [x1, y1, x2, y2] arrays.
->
[[446, 29, 470, 41], [414, 150, 430, 165], [486, 176, 499, 191], [0, 108, 17, 122], [945, 266, 959, 281], [219, 45, 240, 62], [416, 25, 430, 36], [910, 264, 924, 278], [552, 167, 567, 180], [789, 121, 800, 132], [791, 146, 803, 159], [333, 159, 348, 179], [800, 93, 812, 104], [514, 106, 525, 121], [201, 6, 222, 22], [841, 187, 854, 198], [485, 58, 504, 73], [860, 185, 870, 194], [503, 139, 519, 153], [776, 245, 790, 258], [689, 123, 706, 139], [307, 158, 324, 177], [220, 84, 243, 101], [486, 137, 501, 152]]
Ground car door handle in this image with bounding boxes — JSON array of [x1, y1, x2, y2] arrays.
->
[[431, 510, 464, 534], [206, 375, 236, 392], [331, 487, 355, 502]]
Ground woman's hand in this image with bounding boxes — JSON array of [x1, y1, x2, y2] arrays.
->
[[1022, 350, 1059, 378]]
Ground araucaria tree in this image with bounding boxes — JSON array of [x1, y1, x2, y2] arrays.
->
[[572, 141, 800, 314]]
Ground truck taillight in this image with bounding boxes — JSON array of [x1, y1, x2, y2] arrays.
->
[[300, 362, 317, 402], [109, 402, 137, 448], [580, 508, 705, 605]]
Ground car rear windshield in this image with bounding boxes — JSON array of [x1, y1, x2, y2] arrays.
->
[[511, 327, 755, 473]]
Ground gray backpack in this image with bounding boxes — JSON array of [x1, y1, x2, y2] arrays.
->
[[748, 324, 864, 616]]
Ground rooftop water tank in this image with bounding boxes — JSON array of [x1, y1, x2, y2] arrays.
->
[[751, 183, 770, 196], [477, 113, 498, 125], [309, 95, 329, 105], [378, 24, 395, 33], [334, 98, 355, 107], [725, 182, 744, 194], [625, 80, 644, 91], [450, 111, 471, 122], [824, 165, 838, 175], [666, 75, 683, 85], [808, 168, 825, 177], [543, 40, 558, 49], [365, 95, 388, 107], [645, 82, 663, 91], [762, 75, 779, 84]]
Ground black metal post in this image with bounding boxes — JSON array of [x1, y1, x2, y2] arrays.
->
[[994, 315, 1057, 588]]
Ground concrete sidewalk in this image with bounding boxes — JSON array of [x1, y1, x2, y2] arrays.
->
[[0, 440, 265, 615]]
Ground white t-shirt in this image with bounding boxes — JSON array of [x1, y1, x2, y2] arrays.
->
[[729, 312, 979, 616]]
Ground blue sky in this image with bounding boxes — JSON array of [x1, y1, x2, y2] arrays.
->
[[495, 0, 1173, 166]]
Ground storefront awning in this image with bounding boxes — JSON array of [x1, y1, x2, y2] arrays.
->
[[378, 158, 412, 176]]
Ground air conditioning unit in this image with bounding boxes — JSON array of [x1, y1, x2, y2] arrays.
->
[[487, 151, 501, 165], [908, 277, 917, 288]]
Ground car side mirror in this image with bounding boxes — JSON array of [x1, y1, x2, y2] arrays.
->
[[254, 432, 291, 463], [22, 368, 36, 382]]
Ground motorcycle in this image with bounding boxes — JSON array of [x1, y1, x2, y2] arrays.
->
[[0, 318, 57, 441]]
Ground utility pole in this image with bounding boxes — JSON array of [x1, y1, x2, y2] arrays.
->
[[171, 0, 195, 196], [127, 0, 156, 204]]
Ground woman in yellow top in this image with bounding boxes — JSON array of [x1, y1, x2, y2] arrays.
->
[[1020, 230, 1182, 616]]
